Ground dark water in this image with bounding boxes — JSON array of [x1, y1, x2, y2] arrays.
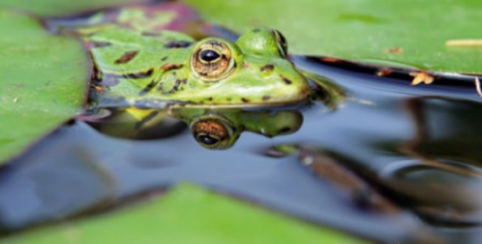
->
[[2, 54, 482, 244]]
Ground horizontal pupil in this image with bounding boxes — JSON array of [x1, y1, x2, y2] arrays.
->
[[200, 50, 220, 62], [198, 135, 219, 145]]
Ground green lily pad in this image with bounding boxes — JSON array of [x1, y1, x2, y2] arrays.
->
[[0, 0, 145, 17], [0, 9, 90, 164], [184, 0, 482, 74], [1, 184, 371, 244]]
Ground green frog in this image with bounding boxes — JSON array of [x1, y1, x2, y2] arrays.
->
[[58, 4, 311, 109], [52, 3, 329, 149]]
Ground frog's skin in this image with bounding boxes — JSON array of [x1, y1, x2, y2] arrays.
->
[[88, 107, 303, 149], [72, 7, 311, 109]]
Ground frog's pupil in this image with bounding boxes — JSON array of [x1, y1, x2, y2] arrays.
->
[[200, 50, 220, 62], [198, 135, 219, 145]]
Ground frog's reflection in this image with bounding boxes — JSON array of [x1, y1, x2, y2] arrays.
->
[[174, 108, 303, 149], [83, 107, 303, 149]]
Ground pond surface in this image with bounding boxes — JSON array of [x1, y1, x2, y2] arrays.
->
[[2, 52, 482, 244]]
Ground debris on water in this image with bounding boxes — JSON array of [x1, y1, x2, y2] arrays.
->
[[297, 145, 401, 214], [409, 71, 434, 85]]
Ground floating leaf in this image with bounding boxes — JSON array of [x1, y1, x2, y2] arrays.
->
[[1, 184, 372, 244], [184, 0, 482, 73], [0, 9, 90, 164]]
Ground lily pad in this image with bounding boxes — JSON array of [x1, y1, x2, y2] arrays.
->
[[0, 0, 146, 17], [0, 9, 90, 164], [184, 0, 482, 74], [0, 184, 371, 244]]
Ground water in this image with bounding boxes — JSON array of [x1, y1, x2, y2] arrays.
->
[[4, 2, 482, 242], [2, 53, 482, 243]]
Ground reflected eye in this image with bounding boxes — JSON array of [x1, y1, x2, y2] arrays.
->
[[191, 40, 235, 81], [192, 119, 231, 149], [197, 134, 220, 146], [272, 29, 288, 58]]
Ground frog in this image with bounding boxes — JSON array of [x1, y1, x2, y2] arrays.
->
[[53, 4, 312, 110], [50, 2, 318, 149]]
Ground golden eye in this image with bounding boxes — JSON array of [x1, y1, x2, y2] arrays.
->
[[273, 29, 288, 58], [191, 119, 232, 149], [191, 40, 235, 81]]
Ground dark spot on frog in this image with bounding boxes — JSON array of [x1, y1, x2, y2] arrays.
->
[[262, 95, 270, 101], [139, 80, 158, 96], [241, 98, 249, 103], [261, 64, 274, 72], [121, 68, 154, 79], [227, 97, 232, 101], [253, 28, 260, 33], [164, 41, 192, 49], [280, 75, 292, 85], [278, 127, 292, 134], [172, 71, 176, 76], [115, 50, 139, 64], [207, 97, 213, 101], [90, 41, 112, 48], [134, 111, 159, 130], [159, 78, 186, 94], [161, 63, 183, 72], [161, 56, 168, 61]]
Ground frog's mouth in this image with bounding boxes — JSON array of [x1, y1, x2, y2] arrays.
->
[[174, 84, 311, 108]]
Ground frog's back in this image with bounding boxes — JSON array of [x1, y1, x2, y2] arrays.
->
[[84, 27, 194, 74], [65, 5, 201, 108]]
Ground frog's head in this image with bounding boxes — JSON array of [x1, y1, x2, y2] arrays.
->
[[180, 27, 310, 106]]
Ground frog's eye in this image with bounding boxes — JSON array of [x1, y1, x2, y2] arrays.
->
[[272, 30, 288, 58], [191, 40, 236, 81], [191, 119, 233, 149]]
